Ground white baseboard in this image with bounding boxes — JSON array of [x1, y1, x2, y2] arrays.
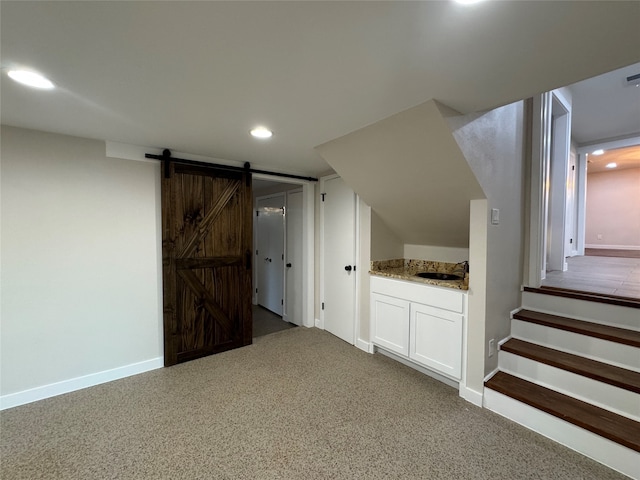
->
[[355, 338, 370, 353], [484, 388, 640, 479], [484, 366, 500, 383], [458, 385, 483, 407], [0, 357, 163, 411], [315, 317, 323, 329], [585, 244, 640, 250]]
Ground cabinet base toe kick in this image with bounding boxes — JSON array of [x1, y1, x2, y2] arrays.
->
[[374, 345, 460, 390]]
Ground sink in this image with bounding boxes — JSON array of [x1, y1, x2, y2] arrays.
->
[[415, 272, 463, 281]]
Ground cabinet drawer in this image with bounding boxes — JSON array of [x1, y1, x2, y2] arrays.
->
[[370, 275, 464, 313]]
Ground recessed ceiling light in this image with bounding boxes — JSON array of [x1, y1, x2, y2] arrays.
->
[[250, 127, 273, 139], [453, 0, 485, 4], [7, 69, 54, 89], [592, 149, 605, 156], [606, 162, 617, 169]]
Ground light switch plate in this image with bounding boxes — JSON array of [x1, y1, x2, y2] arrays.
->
[[491, 208, 500, 225]]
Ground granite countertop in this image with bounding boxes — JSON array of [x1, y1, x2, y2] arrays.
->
[[369, 258, 469, 291]]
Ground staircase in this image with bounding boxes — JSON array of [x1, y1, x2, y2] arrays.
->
[[484, 287, 640, 479]]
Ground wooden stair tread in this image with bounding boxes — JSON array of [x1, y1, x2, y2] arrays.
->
[[502, 338, 640, 393], [485, 372, 640, 452], [523, 286, 640, 309], [513, 309, 640, 347]]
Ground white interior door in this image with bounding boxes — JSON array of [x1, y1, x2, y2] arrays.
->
[[257, 194, 284, 315], [285, 190, 303, 326], [322, 176, 356, 344], [546, 91, 571, 272]]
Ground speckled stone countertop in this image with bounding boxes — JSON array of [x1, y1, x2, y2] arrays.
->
[[370, 258, 469, 290]]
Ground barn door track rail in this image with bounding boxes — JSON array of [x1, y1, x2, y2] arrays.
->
[[145, 149, 318, 182]]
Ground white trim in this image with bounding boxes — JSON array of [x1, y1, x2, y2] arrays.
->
[[302, 183, 315, 328], [353, 197, 361, 346], [526, 93, 550, 288], [577, 134, 640, 154], [356, 338, 370, 353], [484, 367, 500, 383], [585, 244, 640, 251], [458, 385, 483, 407], [315, 317, 323, 329], [0, 357, 163, 411], [251, 173, 315, 329], [484, 388, 640, 479]]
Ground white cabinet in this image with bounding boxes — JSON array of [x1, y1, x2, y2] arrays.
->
[[410, 302, 463, 379], [371, 293, 410, 356], [370, 275, 465, 381]]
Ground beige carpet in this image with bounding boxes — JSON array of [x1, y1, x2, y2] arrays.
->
[[1, 328, 626, 479]]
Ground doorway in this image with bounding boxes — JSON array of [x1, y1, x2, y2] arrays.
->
[[541, 142, 640, 298], [529, 88, 640, 299], [253, 178, 311, 337]]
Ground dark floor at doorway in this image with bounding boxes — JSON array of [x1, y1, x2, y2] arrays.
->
[[253, 305, 297, 338]]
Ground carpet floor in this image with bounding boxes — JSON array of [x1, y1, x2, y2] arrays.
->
[[0, 328, 626, 479]]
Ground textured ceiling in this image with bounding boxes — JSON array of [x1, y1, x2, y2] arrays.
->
[[1, 1, 640, 176]]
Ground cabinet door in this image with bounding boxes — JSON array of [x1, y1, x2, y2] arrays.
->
[[410, 302, 463, 379], [371, 293, 410, 356]]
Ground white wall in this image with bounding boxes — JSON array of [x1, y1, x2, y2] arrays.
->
[[316, 99, 485, 247], [1, 126, 162, 404], [448, 101, 526, 378], [403, 244, 469, 263], [371, 210, 403, 261], [585, 168, 640, 249]]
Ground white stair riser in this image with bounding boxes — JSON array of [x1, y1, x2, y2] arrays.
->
[[511, 319, 640, 372], [483, 388, 640, 480], [499, 350, 639, 421], [521, 291, 639, 331]]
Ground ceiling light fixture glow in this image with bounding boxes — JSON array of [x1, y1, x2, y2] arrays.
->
[[592, 149, 605, 156], [7, 69, 54, 89], [250, 127, 273, 139], [453, 0, 485, 4], [606, 162, 617, 169]]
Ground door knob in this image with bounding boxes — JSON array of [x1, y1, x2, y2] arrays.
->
[[344, 265, 352, 271]]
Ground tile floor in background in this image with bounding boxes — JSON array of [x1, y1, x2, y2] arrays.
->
[[253, 304, 297, 338], [542, 254, 640, 298]]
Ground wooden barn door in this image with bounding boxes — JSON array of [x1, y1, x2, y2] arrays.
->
[[162, 163, 252, 366]]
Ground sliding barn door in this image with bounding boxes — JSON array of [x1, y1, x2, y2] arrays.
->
[[162, 163, 252, 366]]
